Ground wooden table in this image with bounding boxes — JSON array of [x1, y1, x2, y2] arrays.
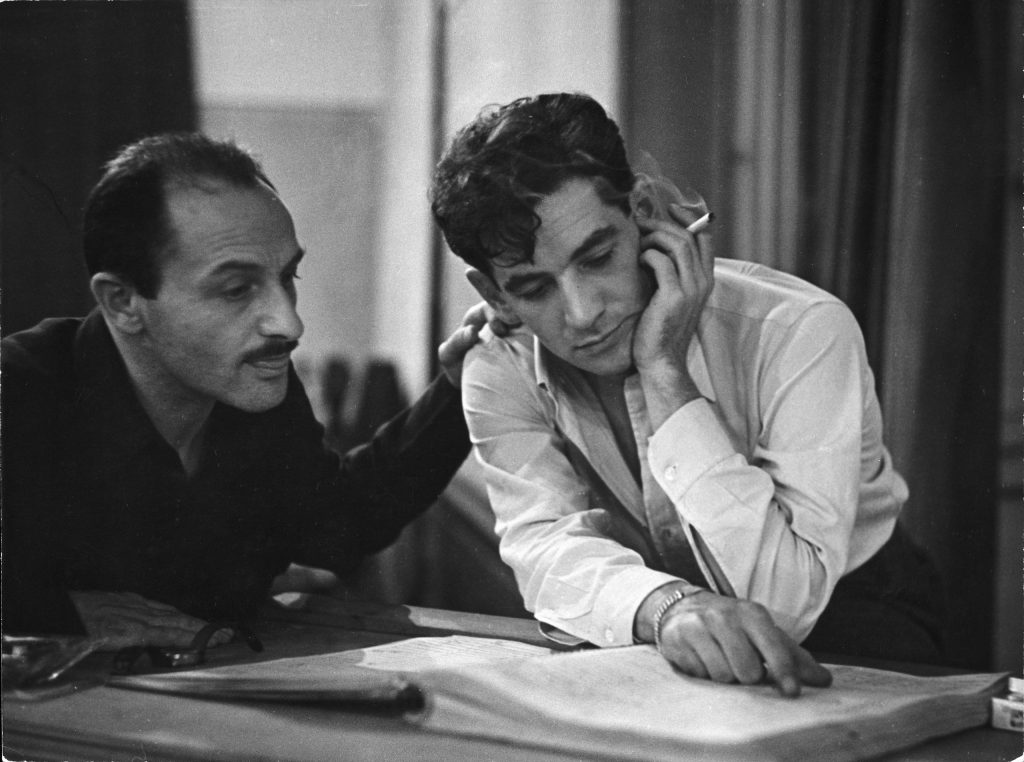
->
[[4, 596, 1020, 761]]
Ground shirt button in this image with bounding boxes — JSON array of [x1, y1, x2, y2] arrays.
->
[[664, 464, 678, 482], [605, 628, 615, 644]]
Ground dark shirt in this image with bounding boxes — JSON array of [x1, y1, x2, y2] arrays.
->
[[1, 310, 470, 635]]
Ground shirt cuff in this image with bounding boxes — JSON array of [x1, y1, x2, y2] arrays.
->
[[589, 566, 684, 647], [648, 398, 736, 504]]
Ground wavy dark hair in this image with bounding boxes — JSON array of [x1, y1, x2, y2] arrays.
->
[[82, 132, 273, 298], [429, 92, 635, 275]]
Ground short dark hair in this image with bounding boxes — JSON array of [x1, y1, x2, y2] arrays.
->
[[430, 92, 635, 275], [82, 132, 273, 298]]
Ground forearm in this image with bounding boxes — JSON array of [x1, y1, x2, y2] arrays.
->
[[351, 373, 471, 502], [475, 427, 681, 646], [502, 512, 682, 647], [638, 359, 703, 432], [648, 400, 856, 638], [293, 375, 470, 569]]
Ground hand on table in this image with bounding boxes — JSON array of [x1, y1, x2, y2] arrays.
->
[[648, 589, 833, 697], [69, 590, 232, 651]]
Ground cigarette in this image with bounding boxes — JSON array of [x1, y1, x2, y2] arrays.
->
[[686, 211, 714, 234]]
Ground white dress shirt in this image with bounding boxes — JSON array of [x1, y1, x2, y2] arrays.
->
[[462, 259, 907, 647]]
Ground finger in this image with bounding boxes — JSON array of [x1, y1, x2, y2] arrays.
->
[[489, 317, 510, 337], [461, 302, 489, 329], [688, 217, 715, 282], [639, 247, 708, 314], [638, 227, 690, 258], [488, 314, 521, 337], [710, 623, 767, 685], [207, 627, 235, 648], [738, 606, 805, 697], [750, 629, 802, 697], [659, 636, 710, 681], [666, 201, 705, 228], [452, 322, 482, 349], [438, 323, 480, 362], [639, 249, 684, 293], [139, 609, 217, 646], [659, 615, 731, 683], [634, 212, 693, 234], [639, 228, 705, 288], [661, 204, 715, 277], [113, 595, 211, 634], [690, 637, 737, 684], [107, 618, 202, 649], [794, 646, 833, 687]]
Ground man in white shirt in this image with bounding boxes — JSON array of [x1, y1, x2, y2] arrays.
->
[[430, 92, 943, 696]]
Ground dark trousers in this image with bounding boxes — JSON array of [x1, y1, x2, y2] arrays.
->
[[800, 522, 946, 664]]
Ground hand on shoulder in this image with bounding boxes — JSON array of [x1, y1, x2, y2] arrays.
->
[[438, 302, 522, 387]]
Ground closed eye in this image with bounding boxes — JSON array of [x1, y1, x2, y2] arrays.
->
[[222, 281, 257, 301], [581, 250, 613, 269], [513, 281, 551, 301]]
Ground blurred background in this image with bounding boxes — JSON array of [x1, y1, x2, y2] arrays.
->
[[2, 0, 1019, 674]]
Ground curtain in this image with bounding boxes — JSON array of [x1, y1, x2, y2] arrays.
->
[[0, 0, 196, 335], [796, 0, 1009, 670], [623, 0, 1011, 669]]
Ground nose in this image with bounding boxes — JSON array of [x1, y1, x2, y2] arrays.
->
[[561, 274, 602, 331], [258, 284, 304, 341]]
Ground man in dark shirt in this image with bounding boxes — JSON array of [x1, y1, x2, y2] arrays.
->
[[2, 133, 483, 650]]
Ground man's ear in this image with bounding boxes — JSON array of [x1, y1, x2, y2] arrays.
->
[[465, 268, 520, 325], [90, 272, 146, 335]]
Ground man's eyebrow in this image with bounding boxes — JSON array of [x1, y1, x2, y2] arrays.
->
[[205, 247, 305, 278], [501, 226, 617, 294], [568, 225, 617, 262], [205, 260, 262, 278]]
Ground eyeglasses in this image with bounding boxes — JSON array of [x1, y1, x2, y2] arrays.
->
[[112, 621, 263, 675]]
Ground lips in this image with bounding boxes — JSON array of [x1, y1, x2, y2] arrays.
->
[[575, 315, 637, 353], [244, 340, 298, 376], [577, 332, 615, 352], [245, 352, 292, 379], [248, 354, 290, 370]]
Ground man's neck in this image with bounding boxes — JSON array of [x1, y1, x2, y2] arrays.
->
[[584, 370, 642, 486], [583, 370, 632, 400], [109, 327, 214, 476]]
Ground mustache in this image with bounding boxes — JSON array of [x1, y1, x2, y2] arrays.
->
[[244, 340, 299, 363]]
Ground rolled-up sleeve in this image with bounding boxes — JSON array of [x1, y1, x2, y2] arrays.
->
[[463, 335, 685, 646], [648, 302, 873, 640]]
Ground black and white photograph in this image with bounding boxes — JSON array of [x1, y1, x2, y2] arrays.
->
[[2, 1, 1021, 760]]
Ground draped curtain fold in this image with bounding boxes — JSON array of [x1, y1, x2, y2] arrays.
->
[[1, 0, 196, 335], [624, 0, 1011, 669], [796, 0, 1008, 670], [795, 0, 904, 379]]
